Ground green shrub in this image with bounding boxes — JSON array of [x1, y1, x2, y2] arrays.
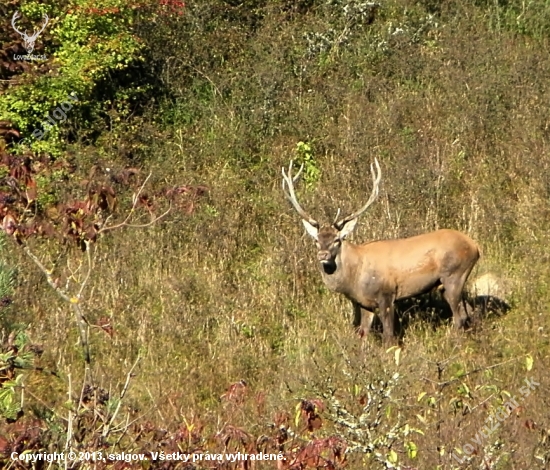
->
[[1, 0, 153, 155]]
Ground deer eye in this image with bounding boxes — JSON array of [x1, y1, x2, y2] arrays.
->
[[332, 239, 341, 247]]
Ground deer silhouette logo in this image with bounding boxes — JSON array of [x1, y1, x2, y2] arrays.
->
[[11, 11, 49, 54]]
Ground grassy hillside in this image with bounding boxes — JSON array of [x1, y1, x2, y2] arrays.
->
[[1, 0, 549, 468]]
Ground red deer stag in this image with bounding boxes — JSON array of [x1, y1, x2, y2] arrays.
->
[[282, 159, 480, 340]]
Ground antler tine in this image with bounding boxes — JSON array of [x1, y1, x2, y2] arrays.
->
[[334, 158, 382, 229], [289, 159, 304, 182], [282, 160, 319, 227], [332, 208, 341, 225]]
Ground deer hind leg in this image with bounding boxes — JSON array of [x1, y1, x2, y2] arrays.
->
[[353, 302, 375, 338], [442, 273, 470, 329]]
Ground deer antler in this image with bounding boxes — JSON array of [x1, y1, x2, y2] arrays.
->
[[334, 158, 381, 230], [29, 14, 49, 40], [11, 12, 25, 37], [282, 160, 319, 228]]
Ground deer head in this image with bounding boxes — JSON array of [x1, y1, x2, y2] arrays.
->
[[282, 158, 381, 267], [12, 11, 49, 54]]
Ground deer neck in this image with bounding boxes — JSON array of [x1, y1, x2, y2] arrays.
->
[[319, 241, 360, 296]]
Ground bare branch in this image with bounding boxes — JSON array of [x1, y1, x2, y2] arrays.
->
[[100, 204, 171, 233], [77, 240, 94, 299], [23, 245, 71, 303], [102, 355, 141, 438], [69, 303, 90, 365], [23, 245, 90, 365], [98, 173, 171, 234], [65, 373, 74, 452]]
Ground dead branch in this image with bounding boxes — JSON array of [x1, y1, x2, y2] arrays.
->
[[98, 173, 172, 234], [23, 245, 91, 365], [102, 354, 141, 438]]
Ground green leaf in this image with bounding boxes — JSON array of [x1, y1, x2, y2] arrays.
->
[[405, 441, 418, 459], [525, 354, 534, 371]]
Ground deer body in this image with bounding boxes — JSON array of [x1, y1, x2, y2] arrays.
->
[[282, 159, 480, 340], [328, 230, 478, 302]]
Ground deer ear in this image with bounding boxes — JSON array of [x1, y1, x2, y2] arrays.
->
[[337, 218, 358, 239], [302, 219, 319, 240]]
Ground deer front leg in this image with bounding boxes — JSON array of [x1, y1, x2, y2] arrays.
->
[[353, 302, 375, 338], [378, 294, 396, 342]]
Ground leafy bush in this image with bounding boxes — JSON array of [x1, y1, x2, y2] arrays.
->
[[0, 0, 159, 155]]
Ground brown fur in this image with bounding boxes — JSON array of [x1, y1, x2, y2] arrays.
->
[[312, 225, 480, 340]]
